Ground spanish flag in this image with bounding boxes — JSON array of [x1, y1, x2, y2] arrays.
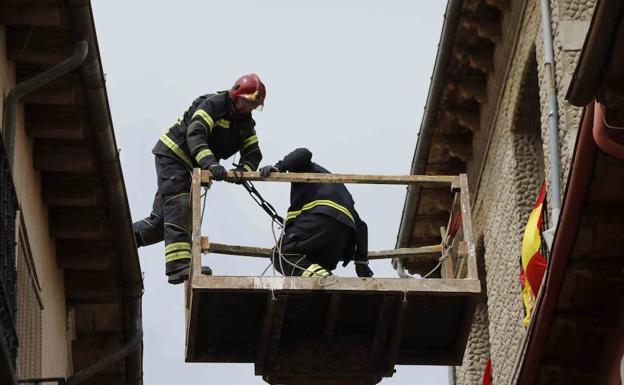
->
[[520, 181, 548, 326], [482, 358, 493, 385]]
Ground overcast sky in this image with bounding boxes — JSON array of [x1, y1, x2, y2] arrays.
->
[[92, 1, 448, 384]]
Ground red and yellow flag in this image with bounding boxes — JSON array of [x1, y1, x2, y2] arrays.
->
[[520, 181, 548, 326], [482, 358, 493, 385]]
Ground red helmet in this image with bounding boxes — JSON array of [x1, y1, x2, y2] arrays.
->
[[230, 73, 266, 106]]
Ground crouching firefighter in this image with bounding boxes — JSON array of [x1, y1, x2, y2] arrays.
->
[[133, 73, 266, 284], [259, 148, 374, 278]]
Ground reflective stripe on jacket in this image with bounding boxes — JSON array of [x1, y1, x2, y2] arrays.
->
[[152, 91, 262, 170], [275, 148, 368, 263]]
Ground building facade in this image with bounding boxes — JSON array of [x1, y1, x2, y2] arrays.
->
[[396, 0, 597, 384], [0, 1, 143, 384]]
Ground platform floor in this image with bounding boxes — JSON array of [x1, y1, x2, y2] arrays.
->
[[186, 276, 479, 384]]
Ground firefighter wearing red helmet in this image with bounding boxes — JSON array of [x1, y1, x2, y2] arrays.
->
[[133, 73, 266, 284]]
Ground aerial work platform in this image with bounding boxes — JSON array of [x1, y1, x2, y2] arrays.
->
[[185, 170, 480, 385]]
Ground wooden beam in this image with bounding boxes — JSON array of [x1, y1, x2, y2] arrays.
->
[[191, 169, 203, 282], [26, 105, 88, 140], [418, 187, 454, 213], [42, 174, 100, 206], [459, 174, 478, 280], [254, 295, 278, 375], [448, 79, 487, 104], [384, 298, 408, 376], [255, 294, 288, 374], [367, 245, 441, 260], [453, 110, 481, 132], [264, 374, 382, 385], [486, 0, 510, 11], [461, 14, 502, 43], [440, 226, 454, 279], [202, 239, 442, 261], [72, 303, 124, 335], [21, 75, 84, 106], [0, 3, 63, 27], [453, 46, 494, 74], [56, 239, 115, 271], [423, 162, 467, 176], [266, 294, 288, 367], [452, 297, 478, 365], [322, 293, 342, 347], [72, 334, 125, 352], [6, 28, 73, 65], [65, 271, 119, 303], [203, 240, 273, 257], [201, 170, 458, 186], [48, 207, 111, 240], [192, 276, 482, 295], [432, 136, 473, 163], [370, 295, 395, 366], [33, 142, 95, 173]]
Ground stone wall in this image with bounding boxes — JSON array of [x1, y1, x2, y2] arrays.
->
[[453, 0, 596, 384], [536, 0, 595, 224], [457, 2, 539, 383]]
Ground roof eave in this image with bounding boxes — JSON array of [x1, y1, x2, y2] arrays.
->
[[396, 0, 465, 249]]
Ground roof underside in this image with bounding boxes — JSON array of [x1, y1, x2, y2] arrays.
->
[[396, 0, 513, 275], [0, 1, 142, 383], [186, 277, 480, 385]]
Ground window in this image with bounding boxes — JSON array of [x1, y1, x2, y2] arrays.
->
[[15, 216, 43, 379], [0, 144, 18, 368]]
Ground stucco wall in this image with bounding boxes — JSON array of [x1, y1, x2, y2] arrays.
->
[[453, 0, 596, 384], [0, 24, 71, 378]]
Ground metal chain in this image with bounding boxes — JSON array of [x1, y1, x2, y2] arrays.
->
[[241, 180, 284, 228], [231, 162, 284, 227]]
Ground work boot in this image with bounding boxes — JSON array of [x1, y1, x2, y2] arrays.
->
[[301, 263, 332, 278], [167, 266, 213, 285]]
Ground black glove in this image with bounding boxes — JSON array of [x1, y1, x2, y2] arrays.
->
[[227, 166, 245, 184], [207, 163, 227, 181], [259, 165, 279, 178], [355, 261, 374, 278]]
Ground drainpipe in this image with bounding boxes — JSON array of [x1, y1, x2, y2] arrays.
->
[[2, 41, 89, 169], [539, 0, 562, 250], [65, 319, 142, 385]]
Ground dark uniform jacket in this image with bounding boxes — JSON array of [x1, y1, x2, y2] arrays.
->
[[153, 91, 262, 171], [276, 148, 368, 263]]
